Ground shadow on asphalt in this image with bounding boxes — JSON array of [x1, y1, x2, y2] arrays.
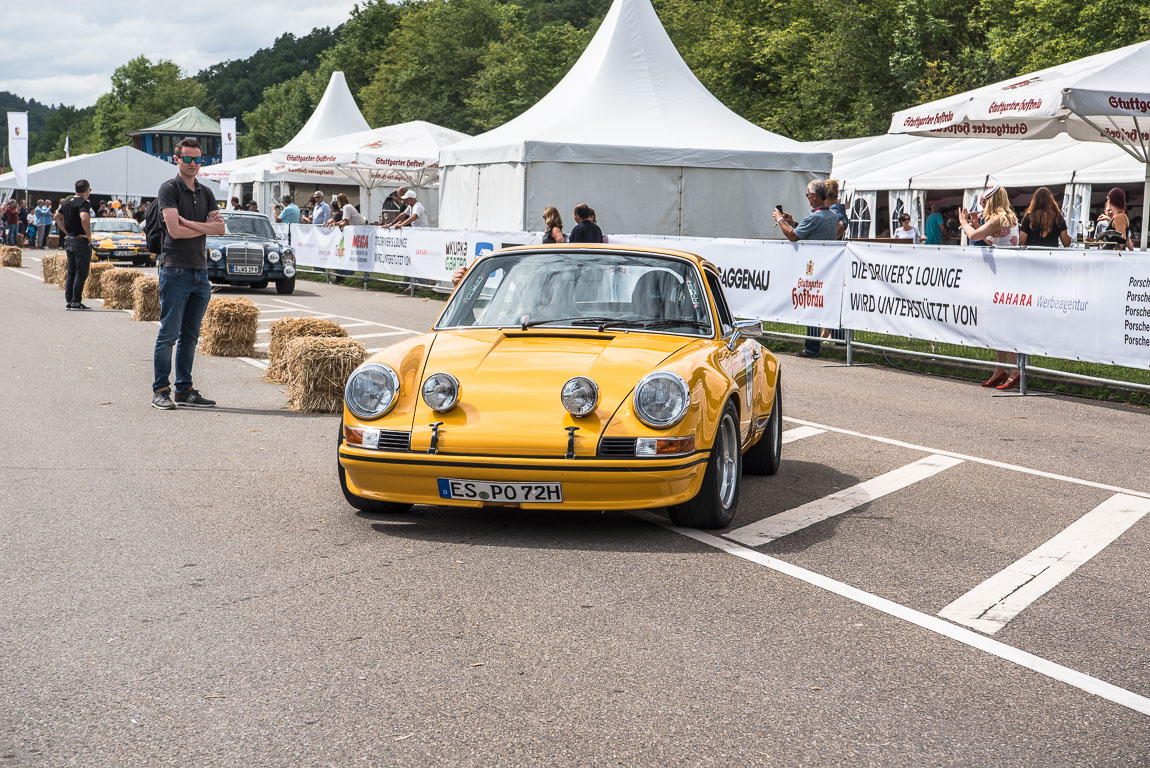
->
[[192, 406, 333, 419], [351, 459, 862, 552]]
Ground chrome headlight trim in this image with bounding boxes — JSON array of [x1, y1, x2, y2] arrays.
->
[[344, 363, 400, 420], [560, 376, 599, 417], [633, 371, 690, 429], [281, 247, 294, 265], [421, 372, 461, 413]]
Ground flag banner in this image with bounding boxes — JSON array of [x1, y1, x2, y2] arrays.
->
[[7, 112, 29, 189], [64, 135, 70, 158], [220, 118, 237, 165]]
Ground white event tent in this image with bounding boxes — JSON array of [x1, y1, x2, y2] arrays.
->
[[201, 71, 370, 215], [0, 145, 220, 202], [888, 39, 1150, 249], [270, 121, 470, 225], [439, 0, 831, 238], [814, 133, 1141, 238]]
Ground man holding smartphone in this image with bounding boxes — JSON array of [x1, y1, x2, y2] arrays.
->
[[151, 138, 225, 410], [773, 180, 839, 357]]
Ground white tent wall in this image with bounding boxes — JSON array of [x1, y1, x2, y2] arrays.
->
[[525, 162, 681, 236], [679, 168, 813, 239], [438, 165, 483, 229], [439, 163, 526, 232]]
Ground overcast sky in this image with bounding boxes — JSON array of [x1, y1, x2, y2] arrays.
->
[[0, 1, 361, 108]]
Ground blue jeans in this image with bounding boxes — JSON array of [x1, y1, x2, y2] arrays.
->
[[4, 224, 15, 245], [153, 267, 211, 393]]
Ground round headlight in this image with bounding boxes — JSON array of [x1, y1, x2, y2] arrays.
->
[[209, 249, 223, 262], [281, 248, 294, 265], [561, 377, 599, 417], [633, 371, 690, 429], [421, 373, 460, 412], [344, 363, 400, 420], [267, 250, 280, 264], [283, 264, 296, 278]]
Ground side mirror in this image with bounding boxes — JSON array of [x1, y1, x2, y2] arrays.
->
[[727, 318, 763, 350]]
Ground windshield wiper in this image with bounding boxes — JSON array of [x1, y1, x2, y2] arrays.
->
[[638, 319, 712, 331], [520, 316, 619, 330]]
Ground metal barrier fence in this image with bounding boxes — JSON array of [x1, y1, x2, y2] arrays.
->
[[295, 265, 454, 295], [761, 323, 1150, 396]]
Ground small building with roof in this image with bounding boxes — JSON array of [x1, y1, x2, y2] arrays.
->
[[128, 107, 223, 165]]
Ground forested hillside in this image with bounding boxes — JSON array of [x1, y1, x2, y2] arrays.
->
[[8, 0, 1149, 163]]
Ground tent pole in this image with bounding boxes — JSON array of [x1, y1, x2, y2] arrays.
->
[[1142, 160, 1149, 251]]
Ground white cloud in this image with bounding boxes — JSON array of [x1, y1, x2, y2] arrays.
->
[[0, 1, 361, 107]]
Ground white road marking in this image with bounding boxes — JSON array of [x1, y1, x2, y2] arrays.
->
[[938, 493, 1150, 634], [349, 331, 408, 340], [238, 356, 269, 370], [264, 297, 314, 309], [254, 308, 300, 316], [726, 454, 964, 546], [24, 255, 42, 263], [783, 417, 1150, 501], [334, 322, 374, 329], [3, 267, 44, 280], [633, 510, 1150, 718], [782, 425, 827, 444]]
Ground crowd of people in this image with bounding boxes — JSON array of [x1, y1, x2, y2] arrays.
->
[[0, 196, 147, 249]]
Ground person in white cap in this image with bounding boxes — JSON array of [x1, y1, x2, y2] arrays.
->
[[391, 189, 427, 229]]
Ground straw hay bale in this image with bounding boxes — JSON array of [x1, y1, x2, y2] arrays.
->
[[83, 261, 116, 299], [132, 276, 160, 321], [47, 234, 59, 249], [265, 317, 348, 383], [41, 254, 65, 284], [1, 246, 21, 267], [199, 296, 260, 356], [284, 337, 367, 413], [102, 269, 143, 309]]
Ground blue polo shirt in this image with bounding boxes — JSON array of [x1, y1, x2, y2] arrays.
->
[[924, 212, 944, 244], [280, 203, 300, 224], [793, 207, 840, 241]]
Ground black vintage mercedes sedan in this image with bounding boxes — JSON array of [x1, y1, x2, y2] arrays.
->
[[206, 211, 297, 294]]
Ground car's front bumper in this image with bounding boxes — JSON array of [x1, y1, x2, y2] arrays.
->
[[339, 444, 710, 510]]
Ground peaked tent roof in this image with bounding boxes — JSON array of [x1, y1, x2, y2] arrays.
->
[[271, 120, 470, 187], [0, 146, 220, 197], [129, 106, 221, 136], [281, 71, 370, 150], [441, 0, 830, 172]]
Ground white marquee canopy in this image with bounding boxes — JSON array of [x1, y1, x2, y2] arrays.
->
[[439, 0, 831, 238]]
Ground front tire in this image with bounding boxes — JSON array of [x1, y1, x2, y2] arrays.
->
[[744, 376, 782, 476], [337, 421, 414, 514], [668, 402, 741, 529], [275, 276, 296, 295]]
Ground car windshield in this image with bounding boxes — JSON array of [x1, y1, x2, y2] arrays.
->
[[438, 250, 714, 336], [222, 213, 275, 239], [92, 219, 141, 233]]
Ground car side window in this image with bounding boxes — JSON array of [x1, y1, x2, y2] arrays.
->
[[705, 271, 733, 332]]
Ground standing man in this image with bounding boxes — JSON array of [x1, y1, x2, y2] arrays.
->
[[568, 203, 603, 243], [924, 204, 947, 245], [309, 191, 331, 226], [390, 189, 426, 228], [54, 180, 95, 310], [151, 138, 224, 410], [277, 194, 301, 224], [774, 180, 839, 358]]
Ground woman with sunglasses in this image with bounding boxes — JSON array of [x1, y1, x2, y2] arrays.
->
[[892, 212, 920, 243]]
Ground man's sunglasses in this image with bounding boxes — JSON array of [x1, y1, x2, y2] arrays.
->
[[178, 156, 207, 165]]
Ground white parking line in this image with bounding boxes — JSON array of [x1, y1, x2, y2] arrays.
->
[[349, 331, 408, 340], [782, 425, 827, 444], [238, 356, 269, 370], [783, 417, 1150, 501], [938, 493, 1150, 634], [634, 510, 1150, 718], [726, 454, 964, 546], [3, 267, 44, 280]]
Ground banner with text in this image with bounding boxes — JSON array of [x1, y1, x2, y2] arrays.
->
[[6, 111, 28, 189], [610, 234, 848, 328], [840, 244, 1149, 370]]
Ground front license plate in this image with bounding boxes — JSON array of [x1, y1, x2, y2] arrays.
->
[[230, 265, 261, 274], [114, 249, 133, 257], [437, 478, 563, 503]]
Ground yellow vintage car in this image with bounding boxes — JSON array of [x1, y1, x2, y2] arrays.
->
[[337, 244, 782, 528], [90, 218, 152, 266]]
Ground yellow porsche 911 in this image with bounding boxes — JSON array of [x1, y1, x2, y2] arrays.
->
[[337, 244, 782, 528], [90, 218, 152, 266]]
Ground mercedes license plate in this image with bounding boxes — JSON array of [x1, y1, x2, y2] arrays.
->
[[230, 265, 261, 274], [437, 478, 563, 503]]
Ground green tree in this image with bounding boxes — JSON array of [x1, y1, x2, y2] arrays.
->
[[359, 0, 510, 134], [467, 20, 591, 130], [240, 68, 332, 155], [317, 1, 404, 96], [92, 57, 216, 150]]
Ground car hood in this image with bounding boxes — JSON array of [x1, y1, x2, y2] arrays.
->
[[405, 328, 699, 456], [206, 236, 278, 249], [93, 232, 145, 247]]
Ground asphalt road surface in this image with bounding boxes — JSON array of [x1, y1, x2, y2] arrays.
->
[[2, 257, 1149, 767]]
